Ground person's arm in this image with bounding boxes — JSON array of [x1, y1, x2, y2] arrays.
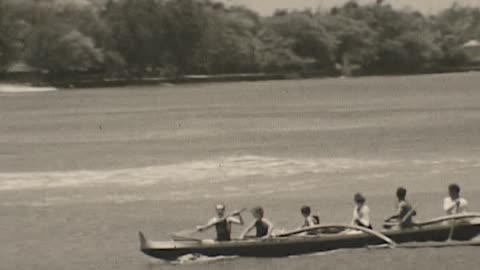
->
[[443, 198, 457, 213], [228, 213, 244, 225], [263, 218, 275, 238], [385, 214, 398, 222], [196, 218, 217, 232], [385, 203, 403, 222], [239, 220, 256, 239], [385, 216, 396, 222]]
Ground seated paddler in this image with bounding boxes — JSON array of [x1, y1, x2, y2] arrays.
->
[[240, 206, 274, 239], [384, 187, 416, 229], [444, 183, 468, 215], [351, 193, 372, 229], [301, 205, 320, 228], [196, 204, 244, 241]]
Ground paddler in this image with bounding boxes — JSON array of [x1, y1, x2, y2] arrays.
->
[[196, 204, 244, 241], [444, 184, 468, 215], [384, 187, 416, 228], [239, 206, 274, 239], [300, 205, 320, 228], [351, 193, 372, 229]]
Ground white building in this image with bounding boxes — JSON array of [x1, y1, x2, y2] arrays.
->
[[461, 40, 480, 63]]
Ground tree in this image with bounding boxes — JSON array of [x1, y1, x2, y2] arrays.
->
[[329, 2, 442, 74], [368, 7, 441, 73], [263, 11, 336, 71], [2, 0, 480, 78], [0, 0, 21, 71], [163, 0, 206, 75], [101, 0, 165, 76], [317, 13, 376, 75], [433, 5, 480, 66], [254, 27, 308, 73], [25, 27, 103, 73], [194, 4, 261, 73]]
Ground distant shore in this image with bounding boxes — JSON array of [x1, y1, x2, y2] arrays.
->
[[49, 73, 290, 89], [2, 65, 480, 90]]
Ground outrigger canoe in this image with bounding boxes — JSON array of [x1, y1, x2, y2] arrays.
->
[[139, 213, 480, 261]]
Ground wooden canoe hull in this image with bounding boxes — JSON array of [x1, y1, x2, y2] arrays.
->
[[140, 222, 480, 260]]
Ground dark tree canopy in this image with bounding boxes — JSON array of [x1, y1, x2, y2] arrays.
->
[[1, 0, 479, 76]]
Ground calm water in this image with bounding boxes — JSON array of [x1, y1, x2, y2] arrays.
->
[[1, 73, 480, 269]]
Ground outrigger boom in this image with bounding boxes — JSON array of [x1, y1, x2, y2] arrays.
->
[[276, 224, 396, 247]]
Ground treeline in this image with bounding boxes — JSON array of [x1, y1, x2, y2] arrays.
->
[[1, 0, 480, 79]]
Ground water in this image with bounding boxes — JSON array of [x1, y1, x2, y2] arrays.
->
[[1, 73, 480, 269]]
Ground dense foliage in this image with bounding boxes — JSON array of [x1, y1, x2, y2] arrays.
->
[[1, 0, 480, 77]]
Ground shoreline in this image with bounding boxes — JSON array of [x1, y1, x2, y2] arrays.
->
[[2, 66, 480, 90]]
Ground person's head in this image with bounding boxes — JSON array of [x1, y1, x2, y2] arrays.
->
[[301, 206, 311, 217], [448, 184, 460, 199], [354, 193, 366, 205], [396, 187, 407, 200], [251, 206, 264, 220], [215, 204, 226, 217]]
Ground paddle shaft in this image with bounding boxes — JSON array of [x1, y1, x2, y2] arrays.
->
[[447, 202, 460, 241], [400, 205, 417, 224]]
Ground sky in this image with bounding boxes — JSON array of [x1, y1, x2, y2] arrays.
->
[[222, 0, 480, 15]]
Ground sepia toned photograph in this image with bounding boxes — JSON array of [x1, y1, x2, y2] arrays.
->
[[1, 0, 480, 269]]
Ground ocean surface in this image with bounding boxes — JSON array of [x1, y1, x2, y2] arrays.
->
[[1, 73, 480, 269]]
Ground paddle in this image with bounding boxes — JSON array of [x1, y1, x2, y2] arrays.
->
[[170, 208, 246, 241], [401, 205, 417, 224], [447, 201, 461, 241]]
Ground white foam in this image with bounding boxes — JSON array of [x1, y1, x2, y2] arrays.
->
[[1, 155, 478, 204], [0, 155, 394, 191], [173, 254, 238, 265], [0, 84, 57, 93]]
